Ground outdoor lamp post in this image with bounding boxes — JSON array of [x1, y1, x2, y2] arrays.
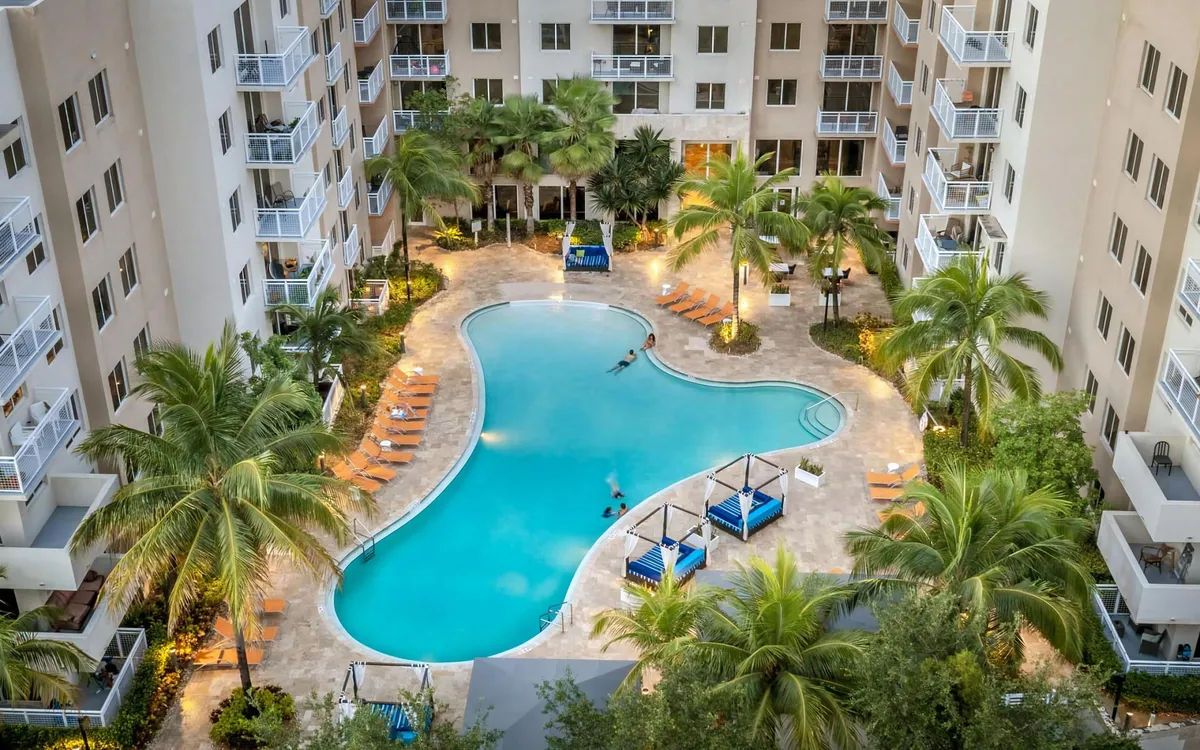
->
[[1110, 672, 1126, 721], [358, 385, 367, 408], [318, 452, 326, 473], [78, 716, 91, 750]]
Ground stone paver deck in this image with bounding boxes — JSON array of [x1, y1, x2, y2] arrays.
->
[[152, 240, 922, 748]]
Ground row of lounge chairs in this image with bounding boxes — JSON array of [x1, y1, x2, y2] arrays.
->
[[654, 283, 734, 327], [194, 600, 289, 669], [864, 463, 925, 523]]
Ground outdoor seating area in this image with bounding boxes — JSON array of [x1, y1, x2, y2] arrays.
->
[[622, 503, 712, 587], [703, 454, 789, 541], [340, 661, 434, 744], [864, 463, 921, 502], [193, 598, 291, 670], [561, 221, 613, 272], [42, 569, 105, 632], [654, 283, 735, 327]]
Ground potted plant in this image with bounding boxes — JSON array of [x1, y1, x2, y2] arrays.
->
[[768, 282, 791, 307], [795, 457, 825, 488]]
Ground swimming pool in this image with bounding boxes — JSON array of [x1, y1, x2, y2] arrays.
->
[[332, 301, 843, 663]]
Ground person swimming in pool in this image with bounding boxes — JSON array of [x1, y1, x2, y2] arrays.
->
[[607, 350, 637, 374], [608, 475, 625, 500], [617, 502, 628, 517], [602, 506, 616, 518], [641, 333, 656, 351]]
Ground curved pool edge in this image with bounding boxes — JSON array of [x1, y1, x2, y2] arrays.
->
[[322, 298, 851, 667]]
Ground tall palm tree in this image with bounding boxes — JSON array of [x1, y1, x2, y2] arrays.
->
[[367, 129, 479, 301], [843, 466, 1092, 662], [587, 157, 642, 224], [70, 325, 374, 691], [797, 175, 893, 323], [493, 94, 557, 233], [690, 546, 868, 750], [547, 77, 617, 221], [453, 97, 502, 231], [0, 567, 93, 706], [669, 150, 809, 338], [272, 288, 377, 390], [877, 254, 1063, 444]]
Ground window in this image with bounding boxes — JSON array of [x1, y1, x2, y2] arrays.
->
[[92, 275, 115, 330], [1023, 3, 1039, 48], [914, 127, 923, 157], [344, 65, 351, 93], [133, 324, 150, 358], [541, 23, 570, 51], [229, 188, 242, 231], [471, 22, 501, 51], [3, 385, 25, 418], [695, 83, 726, 110], [1014, 85, 1027, 127], [119, 245, 139, 296], [239, 263, 252, 303], [1102, 402, 1120, 451], [317, 98, 325, 123], [76, 187, 99, 242], [25, 240, 46, 274], [1108, 215, 1128, 262], [88, 70, 111, 125], [1116, 327, 1136, 375], [1140, 42, 1161, 94], [766, 79, 798, 106], [698, 26, 728, 54], [1096, 295, 1112, 339], [1148, 156, 1170, 208], [103, 161, 124, 213], [46, 307, 64, 364], [753, 140, 802, 176], [108, 359, 128, 411], [613, 82, 660, 113], [1180, 302, 1195, 327], [279, 0, 288, 17], [3, 125, 26, 178], [337, 0, 345, 30], [147, 404, 163, 436], [473, 79, 503, 103], [1165, 64, 1189, 119], [682, 142, 732, 177], [920, 63, 929, 95], [1084, 370, 1098, 413], [542, 79, 559, 103], [1003, 162, 1016, 202], [927, 0, 937, 31], [901, 241, 910, 270], [1123, 131, 1143, 180], [815, 140, 864, 177], [992, 242, 1006, 273], [1131, 244, 1152, 294], [218, 110, 232, 154], [207, 26, 222, 72], [907, 185, 915, 214], [769, 23, 801, 51], [58, 94, 83, 151]]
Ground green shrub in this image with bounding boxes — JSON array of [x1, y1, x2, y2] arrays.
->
[[810, 321, 865, 364], [1081, 733, 1142, 749], [433, 225, 472, 251], [209, 686, 295, 749], [1118, 671, 1200, 714], [612, 222, 641, 251], [710, 321, 761, 355], [922, 428, 994, 486]]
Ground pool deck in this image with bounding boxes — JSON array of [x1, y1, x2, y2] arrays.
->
[[152, 239, 922, 748]]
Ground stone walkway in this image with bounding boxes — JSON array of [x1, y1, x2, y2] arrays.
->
[[152, 240, 922, 748]]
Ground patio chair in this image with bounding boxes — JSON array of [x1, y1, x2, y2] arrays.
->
[[1139, 629, 1165, 656], [348, 452, 397, 482], [1139, 543, 1173, 573], [261, 599, 289, 615], [1152, 441, 1174, 476], [214, 617, 278, 645]]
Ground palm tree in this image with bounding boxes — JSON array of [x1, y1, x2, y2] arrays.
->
[[690, 546, 868, 749], [546, 77, 616, 221], [669, 150, 809, 338], [797, 175, 893, 323], [877, 254, 1063, 445], [70, 325, 375, 691], [0, 567, 93, 706], [844, 466, 1092, 662], [271, 288, 377, 390], [367, 129, 479, 301], [453, 97, 502, 231], [587, 157, 643, 224], [493, 94, 557, 233]]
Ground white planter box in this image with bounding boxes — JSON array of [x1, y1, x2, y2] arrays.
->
[[768, 292, 791, 307], [795, 465, 825, 488]]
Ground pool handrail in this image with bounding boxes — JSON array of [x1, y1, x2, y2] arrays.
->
[[804, 390, 859, 417]]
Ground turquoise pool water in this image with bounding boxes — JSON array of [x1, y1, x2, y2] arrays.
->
[[332, 302, 840, 663]]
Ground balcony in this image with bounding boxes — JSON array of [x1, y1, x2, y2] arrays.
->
[[263, 236, 334, 307], [245, 101, 319, 165], [344, 224, 360, 267], [883, 119, 907, 165], [368, 176, 394, 216], [364, 117, 390, 158], [887, 61, 912, 106], [892, 2, 919, 45], [385, 0, 447, 22], [235, 27, 316, 90], [591, 54, 673, 80], [1160, 350, 1200, 445], [825, 0, 888, 22], [389, 53, 449, 79], [932, 79, 1002, 142], [0, 388, 80, 495], [373, 221, 395, 257], [320, 0, 338, 16], [1113, 432, 1200, 542], [877, 173, 900, 222], [916, 214, 978, 272], [0, 197, 41, 278], [816, 110, 878, 136], [255, 172, 327, 240], [320, 371, 345, 427], [337, 167, 353, 210], [939, 5, 1012, 66], [591, 1, 675, 23], [354, 1, 381, 45], [1180, 259, 1200, 321], [0, 297, 60, 403], [1093, 586, 1200, 676], [331, 105, 349, 148], [359, 60, 384, 104], [820, 54, 883, 80], [1098, 511, 1200, 626], [349, 279, 390, 316], [392, 110, 448, 133], [325, 42, 342, 84], [922, 148, 992, 214]]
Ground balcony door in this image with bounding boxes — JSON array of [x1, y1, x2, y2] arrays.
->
[[823, 82, 873, 112], [394, 23, 445, 55], [826, 24, 876, 55], [612, 25, 661, 55], [233, 1, 253, 55]]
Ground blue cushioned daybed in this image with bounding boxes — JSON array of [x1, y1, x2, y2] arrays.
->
[[707, 488, 784, 540], [367, 701, 424, 744], [626, 536, 707, 586], [563, 245, 610, 272]]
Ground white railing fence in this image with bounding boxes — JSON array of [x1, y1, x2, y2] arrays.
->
[[893, 1, 919, 44], [0, 196, 40, 271], [364, 117, 390, 158], [887, 61, 912, 106], [368, 179, 394, 216], [358, 60, 383, 103], [236, 27, 313, 88], [1179, 259, 1200, 320], [331, 106, 349, 147], [939, 5, 1013, 64], [816, 110, 878, 136], [590, 0, 675, 22], [245, 101, 318, 164], [590, 54, 674, 79], [884, 119, 907, 164], [1092, 586, 1200, 676], [932, 79, 1002, 140], [263, 238, 334, 307], [255, 172, 327, 239], [0, 296, 60, 398], [826, 0, 888, 22], [385, 0, 447, 22], [0, 388, 78, 494], [349, 279, 390, 316], [821, 54, 884, 79], [389, 54, 449, 78], [325, 42, 342, 84], [354, 2, 380, 44]]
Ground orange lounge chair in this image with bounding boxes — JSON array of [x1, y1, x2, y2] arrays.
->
[[360, 442, 414, 465], [348, 453, 397, 482], [383, 396, 433, 409], [261, 599, 288, 615], [865, 464, 922, 486], [369, 425, 422, 447], [698, 302, 735, 326], [332, 463, 384, 493], [654, 282, 689, 306], [215, 617, 279, 644], [877, 501, 927, 523], [194, 648, 231, 668], [683, 295, 720, 321], [379, 417, 427, 433], [669, 289, 707, 313], [377, 404, 429, 421], [242, 648, 267, 667], [386, 379, 437, 395], [391, 370, 439, 385], [869, 486, 904, 502]]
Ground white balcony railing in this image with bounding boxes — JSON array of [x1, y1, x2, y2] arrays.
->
[[337, 167, 353, 209], [893, 2, 919, 44], [368, 178, 394, 216], [939, 5, 1013, 66], [349, 279, 390, 316], [0, 297, 61, 401], [392, 110, 448, 133], [245, 101, 319, 165], [1098, 512, 1200, 625], [0, 388, 78, 495], [932, 79, 1002, 141], [923, 149, 992, 214], [0, 197, 42, 277], [235, 26, 315, 89], [325, 42, 342, 84], [354, 2, 381, 44], [877, 173, 901, 222], [389, 53, 450, 79], [331, 106, 349, 148], [826, 0, 888, 22], [358, 60, 384, 104], [1160, 350, 1200, 444], [344, 224, 360, 267], [887, 61, 912, 106], [320, 0, 338, 17], [883, 119, 907, 165], [364, 117, 390, 158], [1093, 587, 1200, 676], [591, 54, 674, 80], [373, 221, 395, 257], [916, 214, 979, 273], [820, 54, 884, 80], [591, 0, 675, 22], [385, 0, 447, 22], [1179, 259, 1200, 321], [816, 110, 878, 136], [263, 236, 334, 307], [255, 172, 327, 240]]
